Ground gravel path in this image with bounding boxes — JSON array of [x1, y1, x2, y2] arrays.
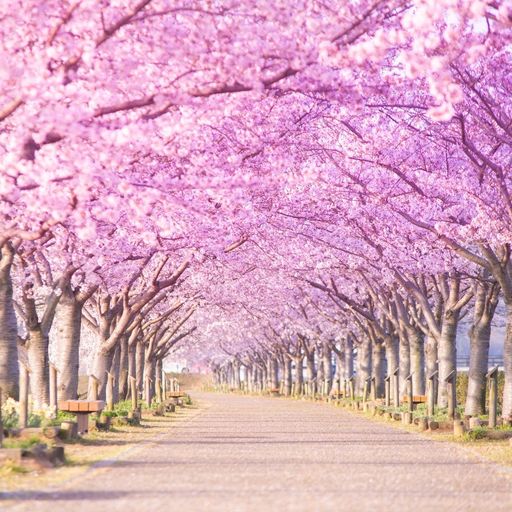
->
[[3, 392, 512, 511]]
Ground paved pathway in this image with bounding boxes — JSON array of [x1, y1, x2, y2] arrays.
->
[[3, 393, 512, 511]]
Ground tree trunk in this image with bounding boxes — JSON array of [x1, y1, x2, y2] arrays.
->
[[425, 333, 438, 378], [110, 344, 120, 404], [344, 337, 354, 380], [118, 335, 128, 400], [127, 344, 136, 399], [293, 354, 303, 394], [233, 360, 241, 389], [136, 340, 144, 393], [372, 342, 385, 398], [438, 312, 459, 407], [89, 347, 113, 400], [398, 332, 410, 397], [0, 251, 19, 398], [322, 344, 333, 395], [356, 338, 372, 395], [284, 358, 292, 396], [144, 357, 156, 404], [503, 302, 512, 420], [155, 359, 163, 402], [466, 282, 498, 416], [26, 329, 50, 409], [317, 350, 325, 387], [261, 363, 268, 391], [408, 327, 425, 395], [305, 350, 316, 393], [385, 334, 399, 377], [54, 290, 82, 400], [270, 358, 279, 389]]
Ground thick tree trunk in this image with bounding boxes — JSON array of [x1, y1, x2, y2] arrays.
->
[[438, 312, 459, 407], [293, 354, 303, 394], [317, 350, 325, 388], [344, 337, 354, 380], [228, 362, 235, 388], [334, 349, 345, 387], [372, 342, 385, 398], [398, 332, 410, 397], [136, 341, 144, 393], [356, 338, 372, 395], [305, 351, 316, 393], [261, 363, 268, 391], [466, 323, 491, 416], [26, 329, 50, 409], [0, 257, 19, 398], [245, 365, 252, 392], [144, 357, 156, 404], [118, 335, 128, 400], [233, 360, 241, 389], [54, 291, 82, 400], [110, 345, 120, 403], [155, 359, 163, 401], [465, 283, 498, 416], [127, 344, 136, 398], [425, 333, 438, 378], [322, 344, 333, 395], [270, 358, 279, 389], [253, 367, 261, 391], [284, 358, 292, 396], [503, 302, 512, 420], [89, 347, 113, 400], [385, 334, 399, 378], [408, 327, 425, 395]]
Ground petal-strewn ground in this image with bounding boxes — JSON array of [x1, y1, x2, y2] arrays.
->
[[3, 393, 512, 512]]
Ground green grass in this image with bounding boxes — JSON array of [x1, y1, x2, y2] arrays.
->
[[2, 435, 45, 450]]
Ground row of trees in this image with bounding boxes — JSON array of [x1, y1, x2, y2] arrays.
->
[[1, 2, 511, 419]]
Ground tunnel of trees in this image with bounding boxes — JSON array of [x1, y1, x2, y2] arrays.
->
[[1, 1, 512, 423]]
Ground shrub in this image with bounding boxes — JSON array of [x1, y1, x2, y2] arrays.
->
[[465, 426, 488, 441]]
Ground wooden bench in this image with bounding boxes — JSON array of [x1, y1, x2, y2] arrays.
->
[[58, 400, 105, 434], [402, 395, 427, 407], [167, 391, 185, 399]]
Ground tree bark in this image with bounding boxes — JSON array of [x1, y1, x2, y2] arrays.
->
[[344, 336, 354, 380], [398, 331, 410, 397], [408, 327, 426, 395], [270, 357, 279, 389], [293, 354, 303, 394], [110, 344, 120, 403], [144, 357, 155, 404], [322, 344, 333, 395], [305, 349, 316, 393], [233, 360, 241, 389], [26, 329, 50, 409], [89, 347, 113, 400], [0, 245, 18, 398], [54, 289, 82, 400], [127, 343, 136, 398], [425, 333, 438, 378], [503, 302, 512, 420], [437, 312, 459, 407], [356, 337, 372, 395], [136, 340, 144, 393], [372, 342, 385, 397], [284, 358, 292, 396], [385, 334, 399, 377], [465, 281, 499, 416], [118, 334, 128, 400]]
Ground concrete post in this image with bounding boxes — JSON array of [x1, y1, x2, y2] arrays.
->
[[487, 366, 499, 428]]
